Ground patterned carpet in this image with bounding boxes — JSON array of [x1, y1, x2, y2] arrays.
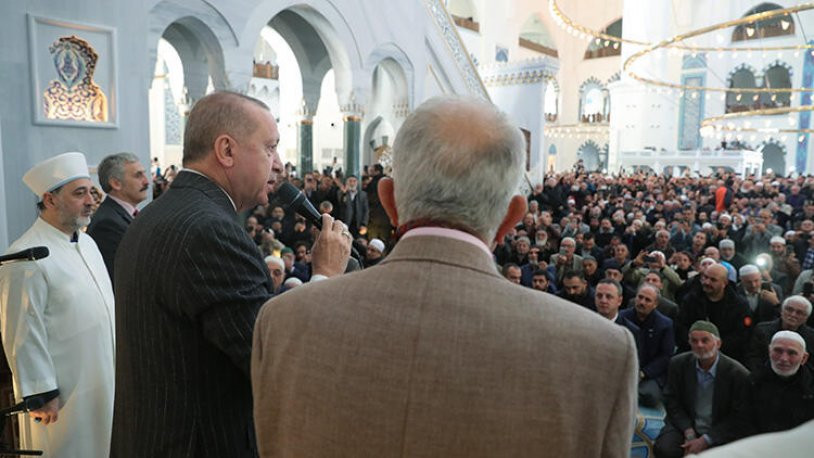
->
[[631, 405, 666, 457]]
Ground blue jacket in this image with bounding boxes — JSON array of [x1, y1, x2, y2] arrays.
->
[[620, 307, 675, 386]]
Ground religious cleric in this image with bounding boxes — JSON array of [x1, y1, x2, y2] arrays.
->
[[0, 152, 115, 457]]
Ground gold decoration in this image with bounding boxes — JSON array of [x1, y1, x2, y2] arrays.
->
[[43, 35, 108, 122], [550, 0, 814, 54]]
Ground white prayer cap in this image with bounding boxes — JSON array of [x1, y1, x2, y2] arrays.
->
[[284, 277, 302, 288], [23, 152, 90, 200], [770, 236, 786, 245], [368, 238, 385, 253], [702, 222, 713, 230], [771, 330, 806, 351], [719, 213, 732, 221], [785, 230, 797, 238], [739, 264, 760, 277], [719, 239, 735, 249]]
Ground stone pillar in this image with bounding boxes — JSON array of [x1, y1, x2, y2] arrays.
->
[[343, 113, 362, 177], [299, 116, 314, 174]]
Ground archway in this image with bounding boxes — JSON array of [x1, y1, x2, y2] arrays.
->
[[761, 142, 786, 175], [726, 65, 758, 113], [578, 140, 601, 171]]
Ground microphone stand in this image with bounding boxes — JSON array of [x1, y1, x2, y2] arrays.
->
[[0, 399, 44, 456]]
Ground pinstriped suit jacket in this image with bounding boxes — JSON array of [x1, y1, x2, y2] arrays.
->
[[111, 171, 272, 458], [252, 234, 638, 457]]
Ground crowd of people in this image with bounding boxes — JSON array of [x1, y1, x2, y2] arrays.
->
[[494, 169, 814, 455], [1, 90, 812, 457]]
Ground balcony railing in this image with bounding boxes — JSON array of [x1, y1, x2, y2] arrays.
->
[[452, 14, 479, 32], [518, 38, 558, 58], [253, 62, 279, 80]]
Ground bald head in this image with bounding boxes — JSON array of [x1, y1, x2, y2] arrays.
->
[[702, 264, 729, 298]]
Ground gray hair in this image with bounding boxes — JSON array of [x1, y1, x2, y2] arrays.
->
[[391, 96, 525, 241], [637, 282, 661, 300], [783, 295, 813, 317], [98, 152, 140, 193], [183, 91, 270, 165]]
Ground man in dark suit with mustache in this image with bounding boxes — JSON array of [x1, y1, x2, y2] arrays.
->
[[87, 152, 149, 282]]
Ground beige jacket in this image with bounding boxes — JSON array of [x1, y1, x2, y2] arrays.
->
[[252, 234, 638, 457]]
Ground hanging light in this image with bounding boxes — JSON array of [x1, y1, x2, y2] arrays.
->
[[613, 42, 620, 50], [752, 94, 759, 102], [736, 93, 742, 101], [800, 135, 806, 143], [745, 26, 755, 37], [781, 19, 790, 30]]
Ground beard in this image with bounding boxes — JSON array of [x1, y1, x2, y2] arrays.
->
[[692, 348, 717, 361], [770, 360, 801, 378]]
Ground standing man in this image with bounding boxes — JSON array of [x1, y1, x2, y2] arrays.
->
[[87, 152, 149, 281], [110, 92, 350, 458], [0, 152, 115, 457], [251, 96, 638, 457], [338, 174, 369, 237]]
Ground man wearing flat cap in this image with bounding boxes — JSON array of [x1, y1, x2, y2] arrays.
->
[[0, 152, 115, 457], [654, 320, 750, 457]]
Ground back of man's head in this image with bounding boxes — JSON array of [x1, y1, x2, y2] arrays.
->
[[391, 96, 524, 242], [182, 91, 269, 166]]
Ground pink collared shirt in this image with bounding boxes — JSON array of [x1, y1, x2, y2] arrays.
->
[[106, 194, 138, 218], [401, 227, 493, 257]]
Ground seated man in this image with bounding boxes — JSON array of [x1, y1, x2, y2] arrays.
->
[[677, 264, 749, 363], [747, 331, 814, 435], [502, 262, 522, 284], [747, 295, 814, 371], [620, 283, 675, 407], [604, 260, 636, 306], [627, 270, 678, 321], [595, 278, 633, 328], [530, 268, 555, 294], [737, 264, 782, 326], [557, 270, 595, 311], [624, 250, 683, 303], [549, 237, 583, 284], [654, 321, 750, 457]]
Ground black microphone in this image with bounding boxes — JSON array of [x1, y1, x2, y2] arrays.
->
[[277, 182, 364, 267], [0, 247, 49, 265], [277, 182, 323, 230]]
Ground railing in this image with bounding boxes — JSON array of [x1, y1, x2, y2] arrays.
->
[[451, 15, 479, 32], [252, 62, 279, 80], [518, 38, 558, 58], [424, 0, 490, 101]]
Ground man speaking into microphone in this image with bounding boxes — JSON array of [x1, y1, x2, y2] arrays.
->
[[0, 151, 116, 457], [110, 91, 350, 458]]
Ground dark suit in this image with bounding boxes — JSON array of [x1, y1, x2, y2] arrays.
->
[[111, 171, 273, 458], [655, 352, 750, 457], [87, 196, 133, 282], [620, 308, 674, 387], [338, 188, 369, 236]]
